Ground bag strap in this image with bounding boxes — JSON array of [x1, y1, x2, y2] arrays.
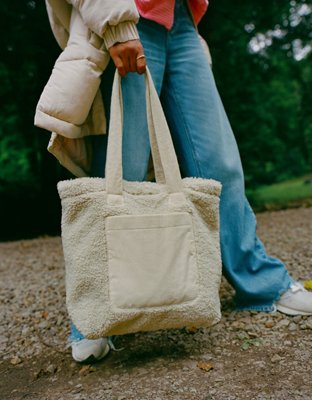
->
[[105, 67, 184, 197]]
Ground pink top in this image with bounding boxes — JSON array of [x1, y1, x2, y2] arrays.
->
[[134, 0, 208, 30]]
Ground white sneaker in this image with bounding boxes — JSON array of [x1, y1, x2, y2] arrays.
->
[[71, 338, 110, 363], [275, 282, 312, 316]]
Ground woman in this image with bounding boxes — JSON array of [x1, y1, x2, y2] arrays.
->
[[37, 0, 312, 363]]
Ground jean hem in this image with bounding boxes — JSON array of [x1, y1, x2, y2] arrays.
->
[[235, 274, 294, 313], [235, 304, 277, 313]]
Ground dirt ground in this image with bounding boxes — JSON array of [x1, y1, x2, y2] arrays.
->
[[1, 207, 312, 400]]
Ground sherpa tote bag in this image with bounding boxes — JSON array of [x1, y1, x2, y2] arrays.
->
[[57, 68, 222, 338]]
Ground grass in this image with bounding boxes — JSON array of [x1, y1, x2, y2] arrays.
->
[[247, 174, 312, 212]]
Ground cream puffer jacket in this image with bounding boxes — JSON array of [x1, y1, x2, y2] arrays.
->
[[35, 0, 211, 177]]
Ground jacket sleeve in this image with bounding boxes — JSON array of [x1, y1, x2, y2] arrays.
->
[[35, 7, 109, 140], [68, 0, 140, 49]]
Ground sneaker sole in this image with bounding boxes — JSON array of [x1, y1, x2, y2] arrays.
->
[[73, 343, 110, 363], [276, 304, 312, 316]]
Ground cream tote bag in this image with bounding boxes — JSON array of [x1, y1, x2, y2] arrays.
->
[[57, 68, 222, 338]]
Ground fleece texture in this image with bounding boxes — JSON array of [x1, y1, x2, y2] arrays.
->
[[58, 177, 222, 338], [57, 69, 222, 338]]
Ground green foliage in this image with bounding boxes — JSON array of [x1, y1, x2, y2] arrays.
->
[[0, 116, 34, 184], [0, 59, 34, 185], [1, 0, 311, 189], [0, 0, 60, 187], [247, 175, 312, 211], [304, 122, 312, 165], [0, 0, 311, 238], [200, 0, 312, 187]]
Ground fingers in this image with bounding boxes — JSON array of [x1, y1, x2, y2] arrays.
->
[[136, 55, 146, 75], [113, 56, 127, 77], [129, 54, 138, 74], [109, 40, 147, 76]]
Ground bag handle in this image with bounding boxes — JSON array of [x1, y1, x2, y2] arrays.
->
[[105, 67, 184, 198]]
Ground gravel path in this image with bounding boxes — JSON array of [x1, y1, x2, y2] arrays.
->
[[1, 207, 312, 400]]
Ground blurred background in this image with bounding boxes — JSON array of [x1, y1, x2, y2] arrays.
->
[[0, 0, 311, 241]]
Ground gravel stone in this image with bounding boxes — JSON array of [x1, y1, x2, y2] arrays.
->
[[1, 207, 312, 399]]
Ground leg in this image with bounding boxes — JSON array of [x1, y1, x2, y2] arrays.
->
[[161, 0, 292, 310]]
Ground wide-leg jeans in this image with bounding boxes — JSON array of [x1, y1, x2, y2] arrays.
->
[[82, 0, 292, 334]]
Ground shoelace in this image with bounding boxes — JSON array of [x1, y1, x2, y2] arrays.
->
[[290, 282, 306, 293], [108, 336, 124, 352]]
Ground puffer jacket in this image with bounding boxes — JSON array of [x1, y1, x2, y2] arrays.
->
[[35, 0, 140, 177], [35, 0, 211, 177]]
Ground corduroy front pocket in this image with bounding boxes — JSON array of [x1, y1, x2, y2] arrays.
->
[[106, 212, 198, 310]]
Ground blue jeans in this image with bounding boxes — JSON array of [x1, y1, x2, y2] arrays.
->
[[71, 0, 292, 341]]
